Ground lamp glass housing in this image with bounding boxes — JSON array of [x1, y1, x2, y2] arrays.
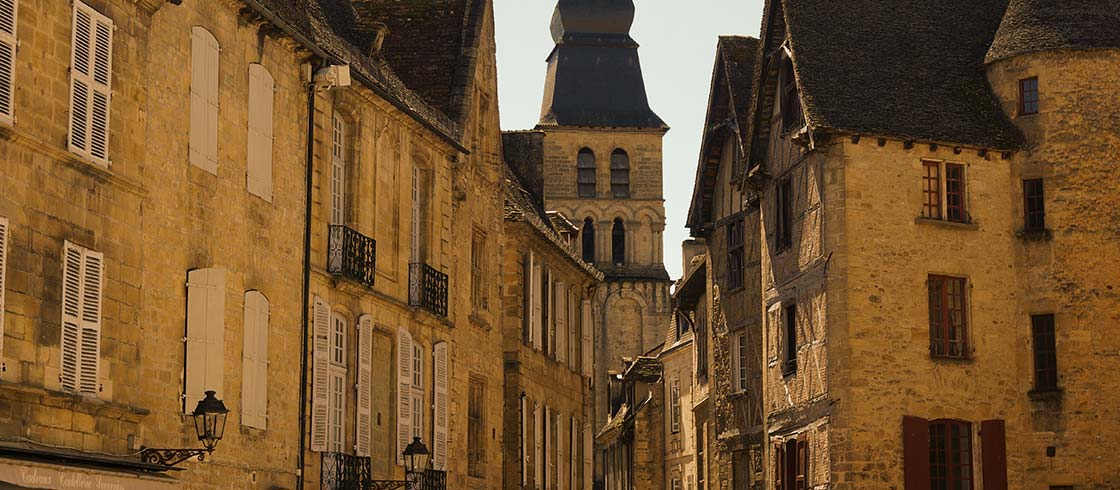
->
[[191, 390, 229, 451], [403, 437, 430, 473]]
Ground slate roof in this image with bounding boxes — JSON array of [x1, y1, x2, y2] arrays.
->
[[240, 0, 463, 144], [773, 0, 1023, 150], [986, 0, 1120, 63]]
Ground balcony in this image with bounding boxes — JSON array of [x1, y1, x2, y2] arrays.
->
[[321, 452, 371, 490], [328, 225, 377, 288], [409, 262, 448, 318], [414, 470, 446, 490]]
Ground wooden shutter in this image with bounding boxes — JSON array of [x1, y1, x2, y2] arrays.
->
[[531, 259, 541, 350], [902, 416, 930, 490], [556, 282, 567, 365], [773, 443, 784, 490], [241, 291, 269, 429], [795, 434, 808, 490], [521, 396, 529, 485], [354, 315, 373, 455], [60, 243, 83, 392], [570, 417, 577, 490], [68, 2, 112, 166], [433, 342, 449, 470], [247, 63, 274, 201], [534, 404, 543, 489], [583, 421, 592, 490], [397, 327, 413, 465], [0, 0, 17, 124], [981, 419, 1008, 490], [580, 299, 592, 377], [185, 268, 226, 411], [189, 27, 219, 174], [0, 217, 7, 353], [310, 296, 330, 451], [557, 411, 565, 490], [60, 242, 101, 395]]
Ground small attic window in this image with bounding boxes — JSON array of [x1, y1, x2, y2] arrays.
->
[[780, 56, 804, 132], [1019, 77, 1039, 116]]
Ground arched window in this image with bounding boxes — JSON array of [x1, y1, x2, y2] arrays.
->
[[582, 218, 596, 263], [610, 149, 630, 198], [611, 218, 626, 266], [780, 56, 804, 131], [577, 148, 596, 198]]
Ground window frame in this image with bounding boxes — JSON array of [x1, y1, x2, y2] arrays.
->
[[920, 160, 969, 224], [732, 331, 749, 393], [668, 377, 681, 434], [1018, 77, 1039, 116], [928, 419, 974, 490], [330, 113, 348, 225], [779, 55, 804, 132], [326, 312, 348, 453], [609, 149, 631, 199], [727, 219, 745, 291], [782, 304, 797, 376], [928, 275, 970, 359], [411, 344, 424, 441], [577, 148, 596, 198], [467, 377, 486, 478], [1023, 178, 1046, 231], [471, 228, 488, 312], [611, 218, 626, 266], [775, 178, 793, 252], [1030, 314, 1058, 393]]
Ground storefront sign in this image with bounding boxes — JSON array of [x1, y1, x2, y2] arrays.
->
[[0, 460, 178, 489]]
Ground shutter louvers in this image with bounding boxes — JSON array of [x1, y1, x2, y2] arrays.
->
[[521, 396, 528, 486], [247, 64, 274, 201], [355, 315, 373, 456], [310, 296, 331, 451], [795, 434, 808, 490], [185, 268, 226, 411], [0, 217, 7, 354], [60, 243, 83, 392], [0, 0, 16, 124], [558, 411, 565, 490], [78, 249, 103, 395], [241, 291, 269, 429], [580, 300, 592, 377], [531, 260, 541, 350], [902, 416, 930, 490], [396, 328, 413, 465], [582, 421, 592, 490], [556, 282, 567, 365], [68, 2, 111, 166], [433, 342, 449, 470], [189, 27, 219, 174], [534, 404, 543, 490], [981, 419, 1008, 490]]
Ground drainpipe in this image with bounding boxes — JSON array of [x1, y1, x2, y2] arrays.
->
[[296, 61, 322, 490]]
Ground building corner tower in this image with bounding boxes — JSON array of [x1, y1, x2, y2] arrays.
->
[[534, 0, 673, 440]]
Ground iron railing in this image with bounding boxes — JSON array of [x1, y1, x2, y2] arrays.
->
[[414, 470, 446, 490], [321, 452, 372, 490], [328, 225, 377, 288], [409, 262, 448, 318]]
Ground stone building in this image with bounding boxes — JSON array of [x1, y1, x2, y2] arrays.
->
[[682, 36, 765, 490], [497, 157, 602, 490], [508, 2, 674, 484], [701, 0, 1120, 489], [597, 356, 664, 490]]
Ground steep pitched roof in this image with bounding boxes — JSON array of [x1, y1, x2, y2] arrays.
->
[[757, 0, 1022, 151], [986, 0, 1120, 63], [686, 36, 760, 234]]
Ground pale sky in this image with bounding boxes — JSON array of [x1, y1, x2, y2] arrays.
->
[[494, 0, 765, 280]]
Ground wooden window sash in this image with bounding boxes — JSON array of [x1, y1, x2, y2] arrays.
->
[[1019, 77, 1039, 116], [929, 276, 969, 359], [783, 304, 798, 375], [929, 420, 973, 490], [944, 164, 966, 223], [1031, 314, 1058, 391], [921, 160, 942, 220], [1023, 179, 1046, 231]]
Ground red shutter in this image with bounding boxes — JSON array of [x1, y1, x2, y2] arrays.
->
[[795, 434, 808, 490], [981, 420, 1008, 490], [903, 416, 930, 490], [773, 443, 784, 490]]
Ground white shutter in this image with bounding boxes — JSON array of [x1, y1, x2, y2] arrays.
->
[[531, 261, 542, 350], [397, 327, 413, 465], [521, 396, 528, 486], [78, 248, 103, 395], [247, 63, 274, 201], [185, 268, 226, 411], [68, 2, 112, 166], [558, 410, 565, 490], [583, 422, 592, 490], [189, 27, 219, 174], [555, 282, 567, 365], [60, 243, 83, 392], [355, 315, 373, 456], [241, 291, 269, 429], [0, 0, 18, 124], [534, 404, 542, 490], [0, 217, 8, 353], [330, 115, 347, 225], [580, 299, 592, 377], [310, 296, 330, 451], [433, 342, 449, 470], [570, 417, 577, 490], [545, 406, 552, 488]]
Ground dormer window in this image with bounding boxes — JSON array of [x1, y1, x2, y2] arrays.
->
[[780, 56, 804, 132]]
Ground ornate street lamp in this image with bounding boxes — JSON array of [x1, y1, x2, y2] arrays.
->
[[403, 437, 430, 475], [140, 391, 229, 466]]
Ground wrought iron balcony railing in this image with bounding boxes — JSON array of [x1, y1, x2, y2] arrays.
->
[[414, 470, 446, 490], [321, 452, 372, 490], [328, 225, 377, 288], [409, 262, 448, 318]]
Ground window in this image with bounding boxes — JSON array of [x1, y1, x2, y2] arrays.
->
[[330, 114, 347, 224], [727, 219, 744, 290], [1019, 77, 1039, 116], [68, 1, 113, 166], [327, 313, 348, 453], [732, 332, 748, 393], [0, 217, 8, 351], [432, 343, 449, 470], [610, 149, 630, 198], [410, 167, 424, 262], [61, 242, 104, 396], [355, 316, 373, 456], [412, 344, 424, 441], [671, 478, 681, 490], [468, 378, 485, 477], [668, 377, 681, 434], [577, 148, 596, 198], [928, 275, 969, 359], [929, 420, 973, 490], [0, 0, 17, 125], [581, 218, 595, 263], [921, 161, 968, 223], [782, 304, 797, 376], [695, 310, 708, 381], [241, 291, 269, 430], [471, 229, 488, 311], [776, 178, 792, 251], [189, 27, 219, 173], [1023, 179, 1045, 231], [780, 56, 803, 131], [1031, 314, 1058, 392], [395, 328, 413, 464], [611, 218, 625, 266]]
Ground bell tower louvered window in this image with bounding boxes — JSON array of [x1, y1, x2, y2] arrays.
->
[[0, 0, 18, 125], [577, 148, 596, 198], [581, 218, 595, 264], [610, 149, 630, 198], [68, 2, 113, 166]]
